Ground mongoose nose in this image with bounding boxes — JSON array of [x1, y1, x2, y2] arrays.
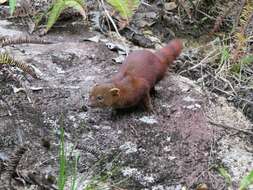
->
[[87, 101, 96, 108]]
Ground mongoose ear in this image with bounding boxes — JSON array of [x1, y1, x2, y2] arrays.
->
[[110, 88, 120, 96]]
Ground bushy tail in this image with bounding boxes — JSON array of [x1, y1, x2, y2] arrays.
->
[[155, 39, 183, 65]]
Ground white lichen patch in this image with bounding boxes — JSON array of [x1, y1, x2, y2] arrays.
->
[[139, 116, 158, 124], [183, 104, 201, 110], [151, 184, 183, 190], [122, 167, 139, 176], [55, 66, 65, 74], [163, 146, 171, 152], [183, 96, 196, 102], [119, 141, 138, 154], [218, 136, 253, 183], [207, 97, 253, 187], [122, 167, 157, 186]]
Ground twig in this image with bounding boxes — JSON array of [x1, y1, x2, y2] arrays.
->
[[196, 9, 216, 20], [216, 76, 238, 96], [179, 49, 219, 74], [208, 120, 253, 136], [141, 0, 152, 7], [99, 0, 121, 37]]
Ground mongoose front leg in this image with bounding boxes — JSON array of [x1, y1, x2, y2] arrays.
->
[[142, 92, 153, 112], [150, 87, 157, 96]]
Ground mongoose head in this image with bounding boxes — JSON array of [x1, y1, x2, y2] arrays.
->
[[88, 83, 120, 108]]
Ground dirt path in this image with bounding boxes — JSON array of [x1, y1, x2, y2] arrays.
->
[[0, 20, 252, 190]]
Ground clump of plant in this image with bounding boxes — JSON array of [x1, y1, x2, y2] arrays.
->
[[240, 170, 253, 190], [231, 0, 253, 62], [219, 167, 253, 190], [57, 126, 80, 190], [45, 0, 86, 33], [0, 52, 38, 78], [106, 0, 140, 28]]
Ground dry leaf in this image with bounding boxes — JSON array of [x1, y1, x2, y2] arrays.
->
[[0, 0, 7, 4]]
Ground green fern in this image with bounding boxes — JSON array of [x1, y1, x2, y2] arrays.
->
[[106, 0, 140, 21], [46, 0, 86, 33]]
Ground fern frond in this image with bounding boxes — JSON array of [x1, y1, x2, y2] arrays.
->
[[1, 36, 52, 47], [9, 0, 17, 15], [0, 53, 38, 78], [240, 0, 253, 26], [106, 0, 140, 21], [64, 0, 86, 19], [232, 0, 253, 62], [46, 0, 65, 32], [0, 53, 17, 65], [46, 0, 86, 33]]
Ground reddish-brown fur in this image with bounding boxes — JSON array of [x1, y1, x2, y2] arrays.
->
[[88, 39, 183, 111]]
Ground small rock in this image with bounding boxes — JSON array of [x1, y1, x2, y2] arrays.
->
[[105, 42, 128, 54], [81, 105, 88, 112]]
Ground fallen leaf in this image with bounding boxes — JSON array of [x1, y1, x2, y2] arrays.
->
[[164, 2, 177, 11], [0, 0, 7, 4]]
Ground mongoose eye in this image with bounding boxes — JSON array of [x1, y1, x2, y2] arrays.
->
[[96, 95, 104, 101]]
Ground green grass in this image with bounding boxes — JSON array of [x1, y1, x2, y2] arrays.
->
[[218, 167, 232, 188], [57, 126, 79, 190], [218, 167, 253, 190], [239, 170, 253, 190], [58, 127, 67, 190], [8, 0, 16, 15], [220, 46, 230, 65], [230, 54, 253, 74], [70, 153, 80, 190]]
